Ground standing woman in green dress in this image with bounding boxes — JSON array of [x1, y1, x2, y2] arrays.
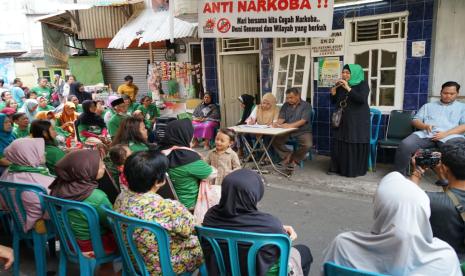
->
[[30, 120, 65, 176], [329, 64, 370, 177]]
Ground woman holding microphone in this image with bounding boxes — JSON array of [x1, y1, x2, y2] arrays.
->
[[328, 64, 370, 177]]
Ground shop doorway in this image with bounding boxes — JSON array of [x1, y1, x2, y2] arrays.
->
[[220, 54, 259, 127]]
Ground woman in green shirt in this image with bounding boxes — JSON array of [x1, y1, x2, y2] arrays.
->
[[111, 116, 149, 152], [158, 119, 215, 209], [37, 96, 54, 112], [12, 112, 30, 138], [30, 120, 65, 176], [122, 94, 139, 115], [49, 149, 115, 274], [137, 95, 160, 129]]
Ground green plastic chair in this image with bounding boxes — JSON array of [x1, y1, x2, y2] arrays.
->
[[324, 262, 390, 276], [103, 205, 203, 276], [378, 110, 415, 161], [195, 226, 291, 276], [42, 194, 119, 276], [0, 181, 56, 276]]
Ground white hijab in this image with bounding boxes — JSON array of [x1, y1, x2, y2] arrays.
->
[[322, 172, 461, 276]]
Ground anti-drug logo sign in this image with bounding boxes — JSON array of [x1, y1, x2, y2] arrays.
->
[[198, 0, 334, 38]]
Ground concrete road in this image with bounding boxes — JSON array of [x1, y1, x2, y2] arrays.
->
[[0, 185, 373, 276], [259, 186, 372, 276]]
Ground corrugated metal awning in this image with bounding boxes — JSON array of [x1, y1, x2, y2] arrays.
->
[[108, 9, 197, 49]]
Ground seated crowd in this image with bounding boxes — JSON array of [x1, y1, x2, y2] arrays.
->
[[0, 74, 464, 276]]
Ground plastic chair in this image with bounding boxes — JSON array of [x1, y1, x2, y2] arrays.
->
[[368, 108, 382, 171], [378, 110, 415, 162], [42, 194, 119, 276], [323, 262, 389, 276], [286, 108, 315, 168], [195, 226, 291, 276], [103, 205, 201, 276], [0, 181, 55, 276]]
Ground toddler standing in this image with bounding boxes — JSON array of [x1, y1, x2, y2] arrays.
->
[[205, 128, 241, 185]]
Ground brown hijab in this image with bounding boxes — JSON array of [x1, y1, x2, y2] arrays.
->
[[256, 93, 279, 125], [49, 149, 100, 201]]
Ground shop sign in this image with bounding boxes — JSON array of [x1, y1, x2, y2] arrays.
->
[[198, 0, 334, 38], [311, 30, 344, 57], [318, 56, 341, 87]]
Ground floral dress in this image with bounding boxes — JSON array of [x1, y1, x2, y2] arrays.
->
[[114, 189, 203, 275]]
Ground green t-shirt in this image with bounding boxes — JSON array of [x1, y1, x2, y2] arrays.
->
[[44, 144, 65, 176], [0, 102, 6, 111], [31, 86, 52, 101], [37, 105, 54, 112], [127, 103, 140, 115], [76, 104, 83, 113], [13, 125, 29, 138], [137, 104, 160, 128], [68, 189, 112, 240], [107, 113, 128, 137], [168, 159, 213, 209]]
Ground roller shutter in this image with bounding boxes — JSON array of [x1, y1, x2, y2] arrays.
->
[[102, 48, 166, 99]]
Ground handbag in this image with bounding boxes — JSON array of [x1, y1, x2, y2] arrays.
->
[[193, 180, 221, 224], [331, 95, 348, 128]]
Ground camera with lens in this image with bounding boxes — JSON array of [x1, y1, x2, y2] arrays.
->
[[415, 149, 441, 168]]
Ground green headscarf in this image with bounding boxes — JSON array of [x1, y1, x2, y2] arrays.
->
[[8, 164, 52, 177], [344, 64, 365, 87]]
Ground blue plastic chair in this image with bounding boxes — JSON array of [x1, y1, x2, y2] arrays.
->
[[368, 108, 382, 172], [0, 181, 55, 276], [103, 205, 202, 276], [42, 194, 119, 276], [195, 226, 291, 276], [287, 108, 316, 168], [324, 262, 390, 276]]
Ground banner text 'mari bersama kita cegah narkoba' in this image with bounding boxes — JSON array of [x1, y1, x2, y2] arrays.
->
[[198, 0, 334, 38]]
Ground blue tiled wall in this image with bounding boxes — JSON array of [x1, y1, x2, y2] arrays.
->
[[203, 38, 219, 104], [202, 0, 435, 156], [260, 38, 274, 95], [313, 0, 434, 155]]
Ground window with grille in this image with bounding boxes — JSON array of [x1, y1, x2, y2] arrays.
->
[[276, 38, 311, 49], [351, 15, 406, 42], [345, 12, 407, 112], [220, 38, 259, 52]]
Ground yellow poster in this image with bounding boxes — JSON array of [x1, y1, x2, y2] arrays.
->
[[318, 57, 341, 87]]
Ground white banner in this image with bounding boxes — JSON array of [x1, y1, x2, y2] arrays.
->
[[198, 0, 334, 38], [311, 30, 344, 57]]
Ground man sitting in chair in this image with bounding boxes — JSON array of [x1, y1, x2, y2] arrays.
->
[[394, 81, 465, 176], [272, 87, 312, 171]]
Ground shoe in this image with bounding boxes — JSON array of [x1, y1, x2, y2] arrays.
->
[[326, 170, 338, 176], [276, 162, 287, 169]]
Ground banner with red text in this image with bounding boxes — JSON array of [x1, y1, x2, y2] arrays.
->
[[198, 0, 334, 38]]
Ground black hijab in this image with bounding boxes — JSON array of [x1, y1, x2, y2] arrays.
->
[[160, 119, 200, 168], [203, 169, 285, 276], [70, 82, 92, 103], [238, 94, 255, 125], [77, 100, 106, 129]]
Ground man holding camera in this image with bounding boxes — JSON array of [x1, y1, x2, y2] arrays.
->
[[410, 141, 465, 261], [394, 81, 465, 176]]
